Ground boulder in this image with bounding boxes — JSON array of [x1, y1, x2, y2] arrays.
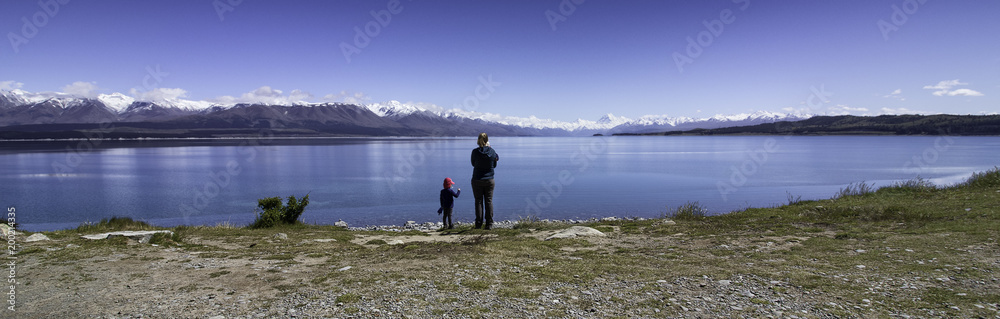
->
[[0, 224, 12, 238], [545, 226, 606, 240], [81, 230, 173, 244], [25, 233, 50, 242], [273, 233, 288, 240], [334, 220, 349, 228]]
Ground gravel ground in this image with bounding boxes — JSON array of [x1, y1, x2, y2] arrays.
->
[[12, 218, 1000, 318]]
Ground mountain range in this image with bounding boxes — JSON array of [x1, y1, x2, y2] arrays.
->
[[0, 89, 810, 139]]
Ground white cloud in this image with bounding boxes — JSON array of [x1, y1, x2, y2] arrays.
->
[[288, 89, 313, 101], [130, 87, 189, 102], [879, 107, 936, 115], [883, 89, 905, 101], [827, 104, 869, 115], [923, 79, 983, 97], [322, 90, 371, 104], [0, 81, 24, 91], [943, 88, 984, 97], [62, 81, 100, 98], [212, 86, 314, 105]]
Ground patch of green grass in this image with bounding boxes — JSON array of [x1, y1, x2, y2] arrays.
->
[[666, 202, 709, 220], [336, 293, 361, 303], [73, 216, 158, 233], [262, 254, 295, 260], [460, 279, 491, 290]]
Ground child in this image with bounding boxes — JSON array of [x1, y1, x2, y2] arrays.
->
[[438, 177, 461, 229]]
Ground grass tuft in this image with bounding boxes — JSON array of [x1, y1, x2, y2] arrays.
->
[[666, 201, 709, 220], [74, 217, 156, 233]]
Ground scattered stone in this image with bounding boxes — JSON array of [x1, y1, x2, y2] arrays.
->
[[208, 316, 225, 319], [337, 266, 352, 272], [386, 240, 405, 245], [273, 233, 288, 240], [856, 265, 866, 269], [81, 230, 173, 244], [545, 226, 605, 240], [25, 233, 50, 242], [314, 239, 337, 243], [0, 224, 13, 237], [718, 280, 731, 286]]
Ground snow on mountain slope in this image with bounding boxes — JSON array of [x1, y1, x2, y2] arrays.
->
[[97, 93, 135, 113], [1, 88, 811, 134], [365, 100, 425, 118]]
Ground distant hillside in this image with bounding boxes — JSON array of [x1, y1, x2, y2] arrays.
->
[[0, 89, 809, 139], [616, 115, 1000, 136]]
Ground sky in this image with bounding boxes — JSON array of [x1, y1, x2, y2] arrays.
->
[[1, 0, 997, 122]]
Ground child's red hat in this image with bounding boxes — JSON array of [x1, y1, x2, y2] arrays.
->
[[443, 178, 455, 188]]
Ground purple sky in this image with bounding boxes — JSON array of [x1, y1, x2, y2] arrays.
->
[[1, 0, 997, 121]]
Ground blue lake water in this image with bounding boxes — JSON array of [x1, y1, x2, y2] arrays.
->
[[2, 136, 998, 231]]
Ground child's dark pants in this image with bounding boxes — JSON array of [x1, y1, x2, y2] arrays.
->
[[442, 207, 453, 229]]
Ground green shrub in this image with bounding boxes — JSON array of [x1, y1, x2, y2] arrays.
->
[[962, 167, 1000, 189], [250, 194, 310, 229], [666, 201, 709, 220], [835, 182, 876, 199], [75, 216, 154, 232]]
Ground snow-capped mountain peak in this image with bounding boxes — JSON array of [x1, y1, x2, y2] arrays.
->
[[365, 100, 426, 118], [97, 93, 135, 113]]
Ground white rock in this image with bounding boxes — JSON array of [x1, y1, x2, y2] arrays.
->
[[81, 230, 173, 244], [25, 233, 50, 242], [386, 240, 405, 245], [314, 239, 337, 243], [0, 224, 13, 238], [337, 266, 352, 272], [334, 220, 349, 228], [545, 226, 605, 240], [273, 233, 288, 240]]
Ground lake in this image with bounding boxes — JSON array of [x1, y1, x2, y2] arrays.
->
[[3, 136, 998, 231]]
